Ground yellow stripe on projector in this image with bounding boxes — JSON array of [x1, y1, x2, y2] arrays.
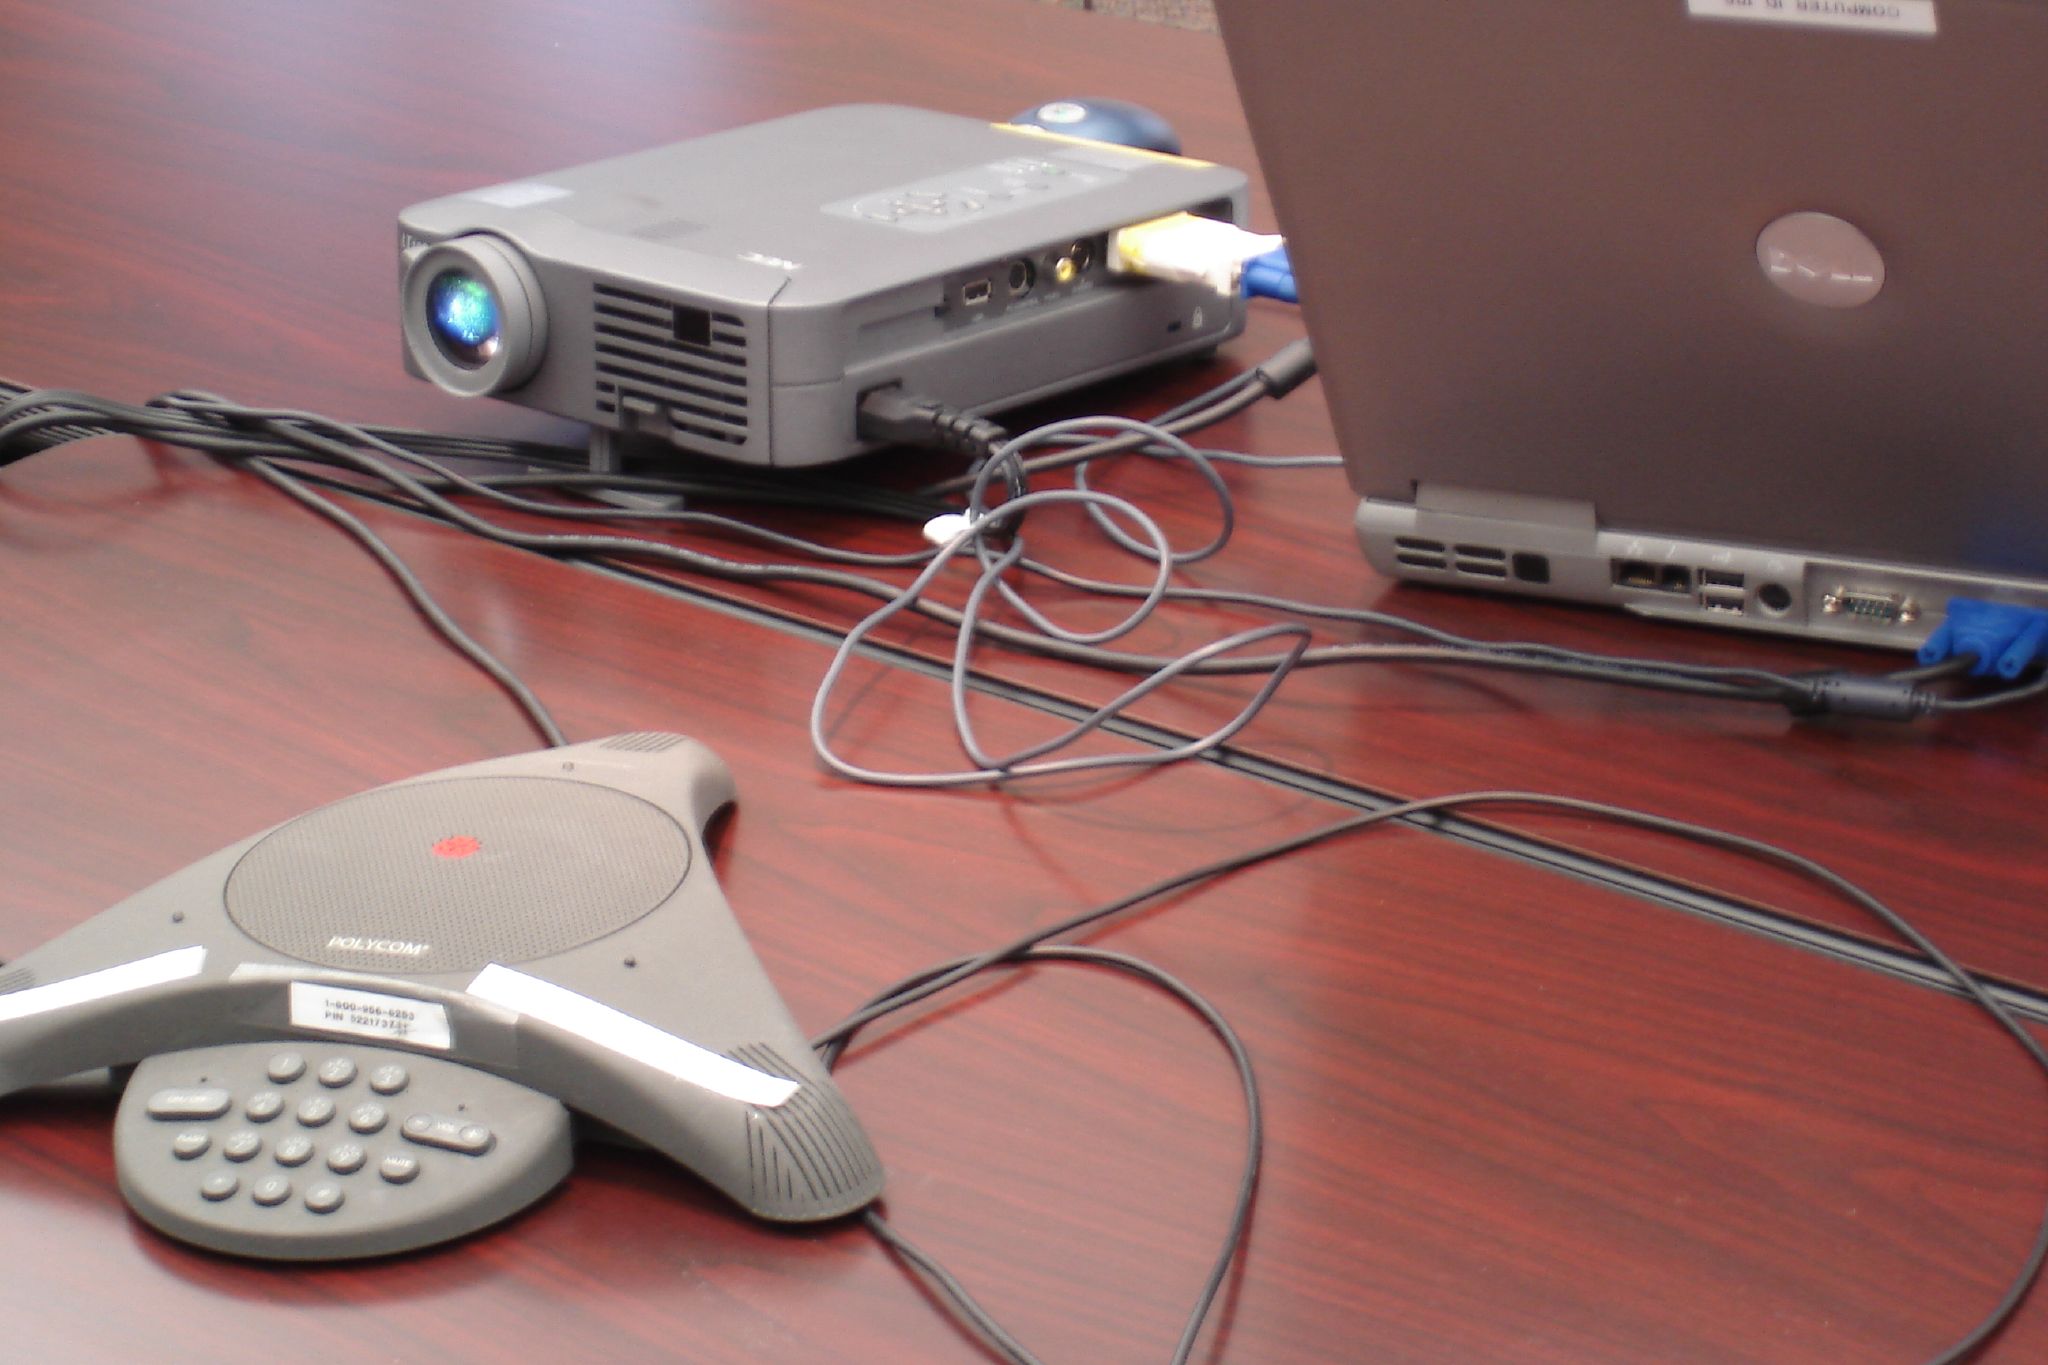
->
[[991, 121, 1215, 169]]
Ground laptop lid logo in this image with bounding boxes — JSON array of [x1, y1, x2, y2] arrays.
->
[[1756, 212, 1887, 309]]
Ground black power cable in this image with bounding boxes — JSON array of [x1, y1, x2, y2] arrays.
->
[[845, 944, 1259, 1365], [243, 456, 569, 748], [1, 377, 2036, 724], [0, 381, 955, 525], [817, 787, 2048, 1365], [913, 338, 1315, 496]]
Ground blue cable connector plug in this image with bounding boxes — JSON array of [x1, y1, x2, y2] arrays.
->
[[1917, 598, 2048, 679], [1243, 246, 1297, 303]]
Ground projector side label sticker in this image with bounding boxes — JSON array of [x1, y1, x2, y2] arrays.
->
[[467, 181, 571, 209], [290, 981, 453, 1050], [1687, 0, 1937, 36]]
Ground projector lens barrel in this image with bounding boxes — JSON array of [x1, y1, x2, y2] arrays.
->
[[401, 235, 547, 397]]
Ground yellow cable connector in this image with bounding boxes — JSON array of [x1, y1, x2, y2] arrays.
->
[[1107, 212, 1284, 296]]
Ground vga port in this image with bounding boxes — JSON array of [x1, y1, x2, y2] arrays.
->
[[1821, 588, 1919, 624]]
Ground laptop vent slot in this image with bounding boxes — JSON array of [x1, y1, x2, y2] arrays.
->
[[1393, 538, 1520, 579], [1452, 543, 1508, 579], [592, 284, 752, 452], [1394, 536, 1447, 571]]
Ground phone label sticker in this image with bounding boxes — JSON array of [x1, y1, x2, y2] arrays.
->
[[290, 982, 452, 1050], [1687, 0, 1937, 36]]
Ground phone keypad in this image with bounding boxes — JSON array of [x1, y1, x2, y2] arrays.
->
[[118, 1040, 570, 1257], [139, 1050, 503, 1213]]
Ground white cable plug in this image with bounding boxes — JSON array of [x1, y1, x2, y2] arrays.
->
[[922, 511, 979, 547], [1108, 213, 1283, 295]]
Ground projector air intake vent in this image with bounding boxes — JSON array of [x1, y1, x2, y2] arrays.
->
[[592, 283, 752, 452]]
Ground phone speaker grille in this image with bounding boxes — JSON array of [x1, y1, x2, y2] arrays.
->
[[224, 777, 691, 974], [733, 1043, 884, 1215], [598, 732, 687, 754]]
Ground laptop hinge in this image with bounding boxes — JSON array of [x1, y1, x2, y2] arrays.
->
[[1412, 483, 1597, 532]]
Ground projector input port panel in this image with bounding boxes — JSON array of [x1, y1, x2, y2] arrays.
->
[[941, 233, 1109, 326]]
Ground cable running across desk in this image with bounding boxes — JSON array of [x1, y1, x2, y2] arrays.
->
[[1, 374, 2036, 752], [813, 788, 2048, 1365], [2, 374, 2046, 1359]]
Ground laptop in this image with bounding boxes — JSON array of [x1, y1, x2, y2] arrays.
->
[[1213, 0, 2048, 650]]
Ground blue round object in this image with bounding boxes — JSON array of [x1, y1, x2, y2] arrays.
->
[[1009, 98, 1182, 156], [425, 270, 503, 368]]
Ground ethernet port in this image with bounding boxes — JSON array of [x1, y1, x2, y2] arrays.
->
[[1613, 559, 1658, 589], [1612, 559, 1690, 593]]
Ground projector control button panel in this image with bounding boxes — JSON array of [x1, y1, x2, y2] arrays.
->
[[114, 1040, 573, 1260]]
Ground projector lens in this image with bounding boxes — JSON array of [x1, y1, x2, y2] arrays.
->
[[425, 270, 502, 367], [401, 235, 544, 396]]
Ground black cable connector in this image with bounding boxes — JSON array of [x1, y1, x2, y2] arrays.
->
[[856, 385, 1025, 517], [1786, 672, 1934, 721], [856, 386, 1009, 464], [1252, 338, 1317, 399]]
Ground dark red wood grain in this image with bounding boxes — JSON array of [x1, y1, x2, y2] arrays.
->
[[2, 437, 2047, 1362], [4, 0, 2048, 1360]]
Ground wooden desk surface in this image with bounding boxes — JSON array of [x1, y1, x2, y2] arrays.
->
[[2, 0, 2044, 1360]]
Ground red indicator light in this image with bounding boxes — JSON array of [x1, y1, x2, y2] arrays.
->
[[432, 835, 482, 860]]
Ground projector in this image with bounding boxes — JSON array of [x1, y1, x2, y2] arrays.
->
[[397, 105, 1250, 469]]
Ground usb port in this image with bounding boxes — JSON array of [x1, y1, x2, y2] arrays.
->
[[1701, 588, 1745, 615], [961, 279, 992, 305], [1699, 569, 1745, 590]]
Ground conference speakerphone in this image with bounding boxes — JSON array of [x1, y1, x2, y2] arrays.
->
[[0, 733, 883, 1258], [397, 104, 1250, 468]]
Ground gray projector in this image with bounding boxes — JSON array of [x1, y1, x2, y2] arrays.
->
[[397, 105, 1250, 468]]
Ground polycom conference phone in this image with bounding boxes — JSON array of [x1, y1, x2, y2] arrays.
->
[[0, 733, 883, 1258]]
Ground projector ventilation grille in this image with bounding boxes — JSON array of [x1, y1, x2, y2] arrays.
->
[[592, 283, 751, 452]]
